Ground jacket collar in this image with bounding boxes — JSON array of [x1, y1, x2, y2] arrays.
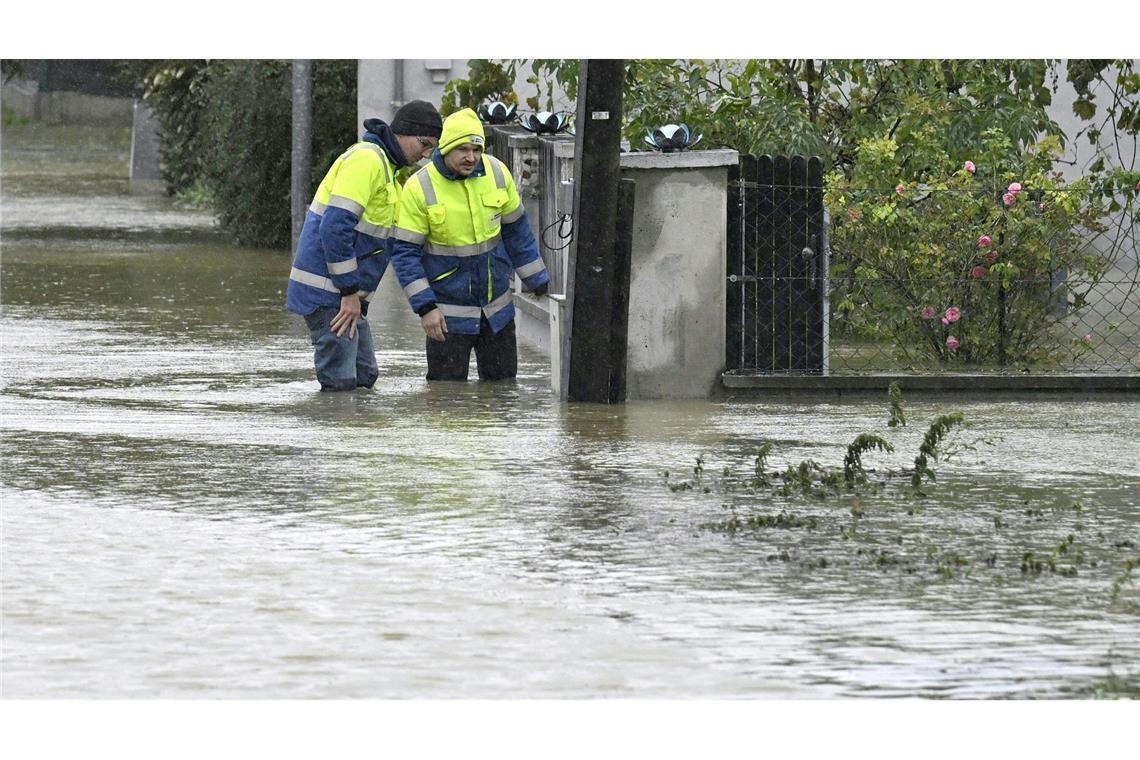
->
[[431, 149, 487, 181], [361, 119, 409, 168]]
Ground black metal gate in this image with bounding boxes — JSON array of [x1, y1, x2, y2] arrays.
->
[[726, 155, 828, 373]]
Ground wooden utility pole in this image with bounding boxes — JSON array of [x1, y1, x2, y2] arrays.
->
[[291, 60, 313, 252], [566, 59, 632, 403]]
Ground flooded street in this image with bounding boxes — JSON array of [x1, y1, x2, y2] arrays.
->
[[2, 125, 1138, 699]]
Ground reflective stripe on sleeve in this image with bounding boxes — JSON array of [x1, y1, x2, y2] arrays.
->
[[327, 194, 365, 216], [502, 204, 524, 224], [403, 278, 431, 299], [515, 258, 547, 279], [309, 200, 327, 214], [393, 227, 427, 245], [487, 156, 506, 189], [417, 171, 438, 206], [482, 290, 514, 318], [327, 258, 358, 275], [290, 267, 340, 294], [424, 236, 501, 258], [354, 220, 391, 238], [438, 303, 483, 319]]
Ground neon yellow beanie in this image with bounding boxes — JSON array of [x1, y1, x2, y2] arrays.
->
[[439, 108, 486, 155]]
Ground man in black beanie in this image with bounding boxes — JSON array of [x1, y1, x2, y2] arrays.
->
[[390, 99, 444, 139], [286, 100, 443, 391]]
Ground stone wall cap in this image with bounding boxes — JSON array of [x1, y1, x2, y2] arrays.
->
[[619, 149, 740, 169], [505, 132, 540, 148]]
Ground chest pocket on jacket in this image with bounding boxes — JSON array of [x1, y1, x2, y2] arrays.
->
[[364, 183, 398, 226], [481, 189, 508, 233], [425, 201, 449, 246]]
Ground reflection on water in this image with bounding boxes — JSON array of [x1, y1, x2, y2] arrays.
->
[[2, 125, 1138, 698]]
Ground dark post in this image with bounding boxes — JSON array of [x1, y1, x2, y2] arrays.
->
[[725, 160, 744, 371], [35, 60, 51, 121], [567, 59, 627, 403], [291, 60, 313, 252], [608, 178, 635, 403]]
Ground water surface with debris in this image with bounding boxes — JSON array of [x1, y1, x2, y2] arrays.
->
[[2, 125, 1137, 698]]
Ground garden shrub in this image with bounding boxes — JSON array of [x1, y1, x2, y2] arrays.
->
[[824, 128, 1129, 366], [137, 59, 357, 249], [199, 60, 357, 250]]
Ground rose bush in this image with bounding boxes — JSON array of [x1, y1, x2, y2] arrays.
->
[[825, 128, 1127, 366]]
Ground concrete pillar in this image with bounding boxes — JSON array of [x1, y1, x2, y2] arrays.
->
[[513, 147, 739, 400], [129, 99, 164, 194]]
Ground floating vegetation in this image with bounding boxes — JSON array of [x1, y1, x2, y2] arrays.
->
[[844, 433, 894, 488], [702, 510, 818, 534], [887, 381, 906, 428], [752, 441, 774, 487], [662, 384, 1139, 597], [911, 412, 965, 494], [1110, 557, 1140, 603]]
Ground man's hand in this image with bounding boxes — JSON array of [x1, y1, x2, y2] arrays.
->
[[331, 293, 362, 339], [421, 308, 448, 342]]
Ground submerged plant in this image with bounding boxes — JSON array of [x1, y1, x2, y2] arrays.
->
[[887, 381, 906, 428], [843, 433, 895, 488], [702, 510, 818, 534], [912, 412, 966, 493], [753, 441, 774, 487], [1109, 557, 1140, 602], [780, 459, 830, 497]]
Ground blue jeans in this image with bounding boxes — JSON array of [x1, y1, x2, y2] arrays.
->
[[303, 306, 378, 391]]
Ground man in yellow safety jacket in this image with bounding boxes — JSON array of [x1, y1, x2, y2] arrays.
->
[[390, 108, 549, 381], [286, 100, 442, 391]]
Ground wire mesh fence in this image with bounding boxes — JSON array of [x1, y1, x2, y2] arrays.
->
[[727, 156, 1140, 376], [827, 272, 1140, 374]]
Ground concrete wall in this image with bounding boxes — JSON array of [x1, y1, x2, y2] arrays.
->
[[2, 77, 133, 126], [512, 148, 738, 400], [619, 151, 738, 399], [1046, 61, 1138, 270], [357, 59, 572, 125], [359, 60, 457, 123], [1047, 63, 1137, 181]]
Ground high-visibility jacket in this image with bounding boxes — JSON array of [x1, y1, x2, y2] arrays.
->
[[390, 152, 549, 335], [286, 130, 402, 315]]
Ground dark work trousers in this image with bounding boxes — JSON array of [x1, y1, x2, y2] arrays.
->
[[426, 315, 517, 381], [303, 306, 378, 391]]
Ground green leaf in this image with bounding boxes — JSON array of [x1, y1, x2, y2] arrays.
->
[[1072, 98, 1097, 120]]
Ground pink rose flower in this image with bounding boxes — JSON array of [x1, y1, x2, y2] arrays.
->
[[985, 250, 999, 264], [1082, 333, 1093, 344], [978, 235, 992, 248], [896, 183, 906, 194], [946, 335, 960, 351], [944, 307, 961, 323], [1003, 192, 1017, 206], [921, 306, 937, 320], [1008, 182, 1022, 195], [1038, 203, 1046, 211], [963, 161, 976, 173], [971, 265, 986, 279]]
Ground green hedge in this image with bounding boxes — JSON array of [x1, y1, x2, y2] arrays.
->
[[137, 59, 357, 250]]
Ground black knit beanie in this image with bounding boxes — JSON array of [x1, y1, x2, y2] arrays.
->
[[390, 100, 443, 138]]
